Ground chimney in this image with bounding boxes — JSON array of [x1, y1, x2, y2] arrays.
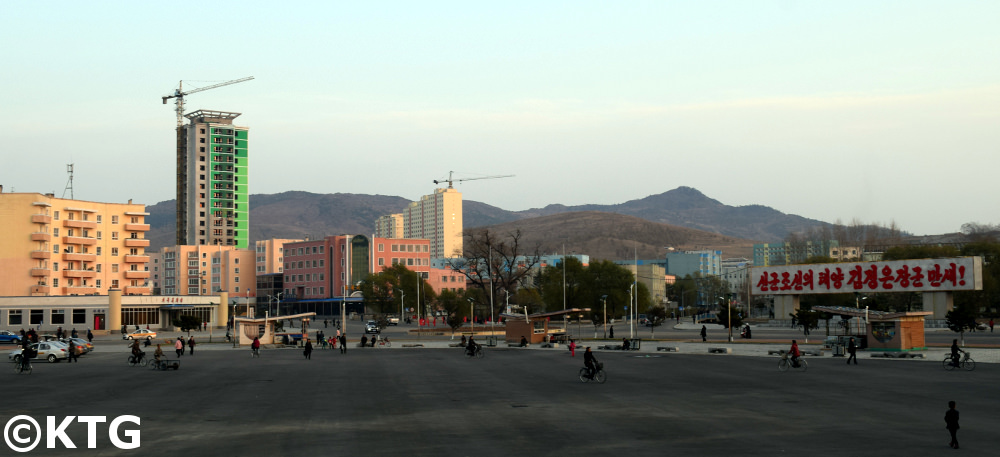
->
[[128, 199, 133, 204]]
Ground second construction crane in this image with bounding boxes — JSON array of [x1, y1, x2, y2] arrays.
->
[[434, 171, 514, 188]]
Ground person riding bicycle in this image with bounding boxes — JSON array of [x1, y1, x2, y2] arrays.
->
[[466, 336, 479, 356], [252, 336, 261, 356], [583, 347, 598, 378], [950, 339, 965, 367], [19, 339, 33, 370], [789, 340, 801, 368], [130, 339, 144, 363]]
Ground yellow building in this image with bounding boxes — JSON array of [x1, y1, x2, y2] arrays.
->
[[152, 245, 256, 298], [0, 189, 151, 297], [374, 213, 404, 239]]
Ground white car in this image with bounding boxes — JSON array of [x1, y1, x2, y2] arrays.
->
[[365, 321, 380, 334], [8, 342, 70, 363], [123, 329, 158, 340]]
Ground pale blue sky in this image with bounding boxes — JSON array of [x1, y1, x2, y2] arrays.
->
[[2, 1, 998, 236]]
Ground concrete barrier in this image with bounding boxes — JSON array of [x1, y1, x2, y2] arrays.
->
[[708, 347, 731, 354], [657, 347, 679, 352]]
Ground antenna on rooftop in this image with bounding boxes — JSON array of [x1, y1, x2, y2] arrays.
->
[[62, 164, 74, 199]]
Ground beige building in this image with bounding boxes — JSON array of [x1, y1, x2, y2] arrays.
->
[[0, 189, 151, 297], [255, 238, 301, 275], [622, 264, 667, 306], [153, 245, 256, 298], [374, 213, 404, 239], [399, 187, 463, 258]]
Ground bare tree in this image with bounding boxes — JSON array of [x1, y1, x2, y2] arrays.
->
[[446, 228, 541, 321]]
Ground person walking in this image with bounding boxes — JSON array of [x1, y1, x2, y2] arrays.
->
[[188, 336, 196, 355], [304, 338, 313, 360], [846, 337, 858, 365], [68, 339, 78, 363], [609, 326, 614, 339], [569, 339, 576, 357], [87, 329, 93, 343], [990, 318, 995, 332], [945, 400, 960, 449], [174, 337, 184, 357], [700, 325, 707, 342], [339, 334, 347, 354], [71, 328, 78, 339]]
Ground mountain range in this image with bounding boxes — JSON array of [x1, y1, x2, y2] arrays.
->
[[143, 187, 832, 260]]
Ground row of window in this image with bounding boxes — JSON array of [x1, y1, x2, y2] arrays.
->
[[285, 273, 325, 283], [8, 309, 88, 326], [47, 212, 138, 225]]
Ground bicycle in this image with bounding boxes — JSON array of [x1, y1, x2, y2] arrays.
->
[[127, 352, 148, 367], [578, 362, 606, 383], [465, 345, 484, 359], [943, 352, 975, 371], [13, 356, 32, 375], [777, 352, 808, 372], [251, 347, 260, 358], [376, 337, 392, 348]]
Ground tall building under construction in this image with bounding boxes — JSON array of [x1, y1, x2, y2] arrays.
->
[[176, 110, 249, 249], [376, 187, 463, 259]]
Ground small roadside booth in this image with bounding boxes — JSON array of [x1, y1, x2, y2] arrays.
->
[[813, 306, 932, 352], [500, 308, 589, 345], [234, 312, 316, 346]]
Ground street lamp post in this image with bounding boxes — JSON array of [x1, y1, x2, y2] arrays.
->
[[396, 289, 405, 326], [855, 294, 868, 336], [628, 284, 635, 339], [601, 295, 608, 339], [275, 292, 284, 318], [467, 298, 475, 336]]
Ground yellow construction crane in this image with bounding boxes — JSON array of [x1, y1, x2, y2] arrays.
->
[[434, 171, 515, 188], [161, 76, 254, 127]]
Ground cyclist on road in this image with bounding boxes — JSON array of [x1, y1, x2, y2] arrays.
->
[[153, 344, 164, 364], [584, 347, 598, 378], [789, 340, 801, 368], [252, 337, 261, 356], [466, 336, 479, 356], [131, 339, 144, 363], [18, 339, 33, 371], [950, 339, 965, 367]]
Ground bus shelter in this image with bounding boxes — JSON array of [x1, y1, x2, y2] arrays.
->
[[813, 306, 932, 352], [500, 308, 590, 344]]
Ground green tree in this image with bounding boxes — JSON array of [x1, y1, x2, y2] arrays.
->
[[791, 308, 820, 337], [645, 304, 667, 338], [946, 302, 978, 345], [172, 314, 202, 335], [717, 301, 744, 331], [536, 256, 587, 312], [359, 269, 399, 319], [435, 289, 467, 335]]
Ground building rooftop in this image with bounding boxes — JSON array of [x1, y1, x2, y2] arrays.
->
[[185, 110, 242, 124]]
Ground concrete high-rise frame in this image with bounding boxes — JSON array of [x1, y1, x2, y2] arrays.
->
[[176, 110, 249, 249]]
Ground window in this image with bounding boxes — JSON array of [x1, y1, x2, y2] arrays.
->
[[234, 268, 240, 274], [96, 215, 102, 223], [53, 228, 59, 237], [53, 244, 59, 254], [53, 278, 59, 287], [111, 280, 119, 288], [30, 310, 43, 325], [112, 264, 119, 273], [111, 215, 118, 224], [112, 232, 119, 241], [111, 248, 118, 256], [96, 231, 102, 240], [51, 309, 65, 324], [73, 309, 86, 324], [8, 310, 22, 325], [54, 211, 60, 220], [53, 262, 59, 272], [96, 264, 101, 272], [378, 258, 385, 266], [96, 247, 102, 255], [235, 277, 240, 283]]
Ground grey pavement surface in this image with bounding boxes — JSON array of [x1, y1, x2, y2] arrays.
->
[[2, 330, 997, 456]]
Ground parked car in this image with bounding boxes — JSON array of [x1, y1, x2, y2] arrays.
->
[[0, 331, 21, 344], [387, 316, 400, 326], [8, 342, 69, 363], [365, 321, 380, 334], [123, 329, 157, 340]]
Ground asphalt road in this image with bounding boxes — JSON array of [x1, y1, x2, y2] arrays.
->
[[2, 343, 995, 456]]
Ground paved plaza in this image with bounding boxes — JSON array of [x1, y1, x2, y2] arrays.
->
[[2, 330, 997, 457]]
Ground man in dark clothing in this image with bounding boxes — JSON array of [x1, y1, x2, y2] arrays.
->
[[700, 325, 707, 342], [945, 401, 960, 449], [68, 340, 78, 363], [188, 336, 196, 355], [339, 334, 347, 354], [583, 347, 599, 379], [361, 335, 368, 348], [846, 337, 858, 365], [609, 326, 614, 339], [87, 329, 93, 343], [304, 339, 313, 360], [950, 339, 964, 367], [621, 338, 629, 350]]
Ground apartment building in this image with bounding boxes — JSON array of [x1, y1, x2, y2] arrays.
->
[[375, 187, 462, 259], [154, 245, 255, 298], [374, 213, 404, 239], [176, 110, 250, 248], [255, 238, 301, 275], [0, 189, 151, 297]]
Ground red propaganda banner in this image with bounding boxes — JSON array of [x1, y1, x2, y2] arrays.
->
[[751, 257, 983, 295]]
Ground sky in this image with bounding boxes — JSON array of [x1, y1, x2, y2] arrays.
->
[[1, 1, 998, 236]]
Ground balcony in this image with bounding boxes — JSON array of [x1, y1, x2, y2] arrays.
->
[[31, 214, 52, 224], [63, 236, 97, 246], [63, 269, 97, 278], [30, 232, 51, 241], [64, 286, 97, 295], [30, 268, 50, 277], [29, 286, 51, 296], [124, 286, 151, 295], [63, 219, 97, 229], [30, 250, 51, 260], [125, 270, 150, 279], [62, 252, 96, 262], [125, 223, 150, 232], [124, 238, 150, 247], [124, 255, 150, 263]]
